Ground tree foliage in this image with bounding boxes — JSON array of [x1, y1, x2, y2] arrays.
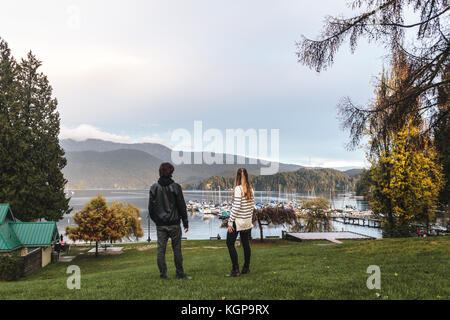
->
[[300, 197, 333, 232], [433, 103, 450, 207], [297, 0, 449, 137], [0, 37, 70, 221], [200, 168, 357, 193], [297, 1, 449, 207], [65, 195, 128, 256], [110, 201, 144, 241], [220, 206, 299, 242], [368, 122, 444, 236], [355, 168, 372, 196], [253, 206, 299, 242]]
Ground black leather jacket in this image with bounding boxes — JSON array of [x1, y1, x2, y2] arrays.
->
[[148, 178, 188, 228]]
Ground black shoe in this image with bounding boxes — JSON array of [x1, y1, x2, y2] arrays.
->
[[226, 269, 241, 277], [241, 267, 250, 275], [160, 275, 168, 279]]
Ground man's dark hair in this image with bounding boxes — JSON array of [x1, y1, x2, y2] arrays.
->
[[159, 162, 175, 177]]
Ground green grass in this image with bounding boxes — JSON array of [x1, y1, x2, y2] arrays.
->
[[0, 237, 449, 300]]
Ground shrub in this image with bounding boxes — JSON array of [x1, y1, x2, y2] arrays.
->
[[0, 253, 23, 281]]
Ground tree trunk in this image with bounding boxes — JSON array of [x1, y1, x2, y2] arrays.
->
[[95, 241, 98, 257], [257, 218, 264, 243]]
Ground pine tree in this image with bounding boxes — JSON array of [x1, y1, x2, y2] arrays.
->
[[0, 38, 70, 221]]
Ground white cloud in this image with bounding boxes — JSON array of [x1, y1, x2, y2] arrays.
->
[[60, 124, 133, 143], [59, 124, 174, 147]]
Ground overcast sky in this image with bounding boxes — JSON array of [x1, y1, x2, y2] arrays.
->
[[1, 0, 389, 168]]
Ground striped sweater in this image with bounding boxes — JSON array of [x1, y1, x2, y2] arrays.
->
[[228, 185, 255, 231]]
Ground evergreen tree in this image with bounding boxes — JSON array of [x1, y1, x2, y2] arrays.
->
[[0, 38, 70, 221], [0, 40, 21, 217], [433, 66, 450, 210]]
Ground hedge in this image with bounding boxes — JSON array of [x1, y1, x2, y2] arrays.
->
[[0, 253, 23, 281]]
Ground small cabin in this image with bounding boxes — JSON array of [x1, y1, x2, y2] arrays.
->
[[0, 203, 59, 274]]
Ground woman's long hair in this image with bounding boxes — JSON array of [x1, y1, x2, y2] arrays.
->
[[232, 168, 254, 201]]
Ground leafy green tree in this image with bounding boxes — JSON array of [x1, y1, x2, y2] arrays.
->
[[66, 195, 128, 257], [0, 37, 70, 221], [355, 169, 371, 197], [300, 197, 333, 232]]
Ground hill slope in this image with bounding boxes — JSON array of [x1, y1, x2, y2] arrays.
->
[[63, 149, 164, 189], [61, 139, 303, 188], [197, 168, 358, 193]]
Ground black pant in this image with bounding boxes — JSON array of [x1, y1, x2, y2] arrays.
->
[[226, 222, 251, 270], [156, 225, 184, 277]]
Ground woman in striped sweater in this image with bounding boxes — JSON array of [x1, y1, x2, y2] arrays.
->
[[226, 168, 255, 277]]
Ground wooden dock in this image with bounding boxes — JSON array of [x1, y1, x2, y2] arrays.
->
[[285, 231, 374, 244], [331, 216, 382, 228]]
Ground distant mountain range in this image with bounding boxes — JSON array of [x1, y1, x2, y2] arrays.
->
[[60, 139, 303, 189]]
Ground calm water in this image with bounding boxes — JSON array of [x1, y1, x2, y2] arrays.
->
[[59, 189, 382, 242]]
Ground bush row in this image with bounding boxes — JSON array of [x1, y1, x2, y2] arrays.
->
[[0, 253, 23, 281]]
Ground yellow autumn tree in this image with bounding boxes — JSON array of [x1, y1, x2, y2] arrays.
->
[[110, 201, 144, 241], [66, 194, 128, 257], [369, 122, 444, 237]]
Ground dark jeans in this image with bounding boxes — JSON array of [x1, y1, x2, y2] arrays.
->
[[156, 225, 184, 277], [226, 222, 251, 270]]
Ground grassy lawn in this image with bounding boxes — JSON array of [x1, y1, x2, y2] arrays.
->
[[0, 236, 449, 300]]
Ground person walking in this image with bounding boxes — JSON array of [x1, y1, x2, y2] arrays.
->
[[226, 168, 255, 277], [148, 162, 191, 279]]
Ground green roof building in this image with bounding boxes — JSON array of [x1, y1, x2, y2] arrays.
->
[[0, 204, 59, 270]]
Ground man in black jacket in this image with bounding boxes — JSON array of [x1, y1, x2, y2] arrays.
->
[[148, 162, 191, 279]]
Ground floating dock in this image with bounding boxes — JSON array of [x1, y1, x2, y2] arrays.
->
[[331, 216, 382, 228], [285, 231, 374, 244]]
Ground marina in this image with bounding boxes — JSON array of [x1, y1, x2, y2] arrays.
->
[[61, 189, 385, 241]]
